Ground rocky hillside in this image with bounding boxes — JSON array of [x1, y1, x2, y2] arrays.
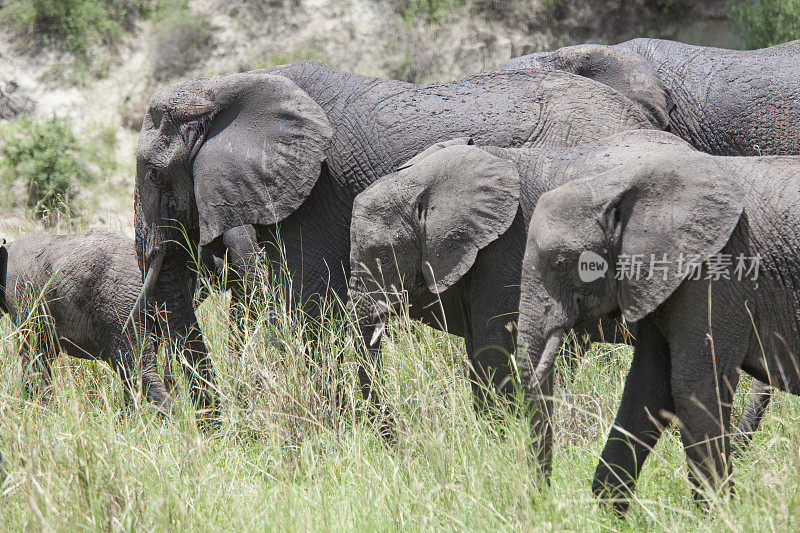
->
[[0, 0, 743, 236]]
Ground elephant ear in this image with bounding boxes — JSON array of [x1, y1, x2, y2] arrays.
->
[[604, 158, 744, 322], [411, 145, 520, 293], [192, 72, 334, 246], [396, 137, 474, 171], [535, 44, 671, 130]]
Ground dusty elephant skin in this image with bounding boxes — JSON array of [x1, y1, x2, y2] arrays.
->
[[516, 130, 800, 512], [133, 60, 656, 422], [501, 38, 800, 156], [348, 130, 769, 461], [0, 228, 172, 413]]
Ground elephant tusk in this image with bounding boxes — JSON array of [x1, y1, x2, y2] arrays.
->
[[533, 329, 565, 385], [370, 320, 386, 347], [123, 249, 165, 337]]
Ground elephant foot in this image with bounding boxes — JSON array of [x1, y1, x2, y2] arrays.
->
[[592, 467, 636, 517]]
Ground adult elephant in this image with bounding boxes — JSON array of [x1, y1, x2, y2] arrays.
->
[[500, 38, 800, 156], [130, 60, 654, 422], [502, 37, 794, 437], [516, 129, 800, 511], [348, 130, 769, 464]]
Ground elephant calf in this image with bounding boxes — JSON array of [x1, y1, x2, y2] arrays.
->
[[0, 228, 172, 412], [517, 130, 800, 511]]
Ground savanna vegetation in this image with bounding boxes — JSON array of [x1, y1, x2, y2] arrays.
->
[[1, 0, 800, 530]]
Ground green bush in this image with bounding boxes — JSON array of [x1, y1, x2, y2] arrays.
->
[[727, 0, 800, 48], [0, 0, 147, 56], [0, 117, 95, 223], [149, 0, 214, 81], [393, 0, 465, 25]]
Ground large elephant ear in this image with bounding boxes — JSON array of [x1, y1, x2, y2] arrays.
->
[[192, 72, 334, 245], [412, 145, 520, 293], [533, 44, 671, 130], [604, 157, 744, 321]]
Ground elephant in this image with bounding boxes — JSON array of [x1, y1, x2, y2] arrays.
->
[[349, 130, 772, 456], [0, 228, 172, 413], [502, 37, 796, 435], [515, 129, 800, 512], [500, 38, 800, 156], [130, 59, 657, 422]]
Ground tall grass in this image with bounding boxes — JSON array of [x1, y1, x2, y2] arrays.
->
[[1, 255, 799, 529]]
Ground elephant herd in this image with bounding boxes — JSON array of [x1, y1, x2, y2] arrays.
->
[[3, 38, 800, 514]]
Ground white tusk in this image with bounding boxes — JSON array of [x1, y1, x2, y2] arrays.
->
[[123, 249, 165, 337], [370, 321, 386, 347]]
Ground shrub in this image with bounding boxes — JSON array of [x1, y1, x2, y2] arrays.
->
[[392, 0, 465, 25], [0, 117, 95, 223], [727, 0, 800, 48], [0, 0, 147, 56], [149, 0, 214, 82]]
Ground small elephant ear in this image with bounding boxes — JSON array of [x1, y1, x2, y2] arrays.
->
[[396, 137, 474, 171], [537, 44, 671, 130], [604, 158, 744, 321], [193, 72, 334, 245], [412, 145, 520, 293]]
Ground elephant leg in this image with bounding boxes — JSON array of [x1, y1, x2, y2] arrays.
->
[[732, 380, 773, 452], [157, 303, 219, 426], [19, 309, 57, 403], [177, 325, 218, 425], [20, 336, 55, 402], [671, 361, 737, 507], [592, 317, 674, 515], [156, 262, 220, 427], [227, 280, 250, 353]]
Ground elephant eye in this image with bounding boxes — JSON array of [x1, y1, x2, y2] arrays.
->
[[147, 168, 166, 187], [376, 250, 394, 268], [550, 252, 570, 272]]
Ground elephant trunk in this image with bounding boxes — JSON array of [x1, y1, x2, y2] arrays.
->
[[515, 269, 569, 395], [348, 278, 388, 350], [515, 268, 570, 477]]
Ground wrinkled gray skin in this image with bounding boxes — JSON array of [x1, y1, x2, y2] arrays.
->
[[134, 60, 655, 421], [517, 130, 800, 512], [0, 228, 172, 412], [350, 131, 768, 461], [503, 36, 790, 441], [501, 38, 800, 156]]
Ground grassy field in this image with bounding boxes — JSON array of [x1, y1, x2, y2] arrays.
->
[[1, 270, 800, 531]]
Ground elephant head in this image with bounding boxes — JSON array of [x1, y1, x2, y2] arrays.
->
[[502, 44, 671, 131], [130, 71, 334, 315], [348, 140, 520, 342], [515, 154, 744, 452]]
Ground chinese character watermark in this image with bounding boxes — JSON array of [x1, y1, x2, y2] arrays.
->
[[612, 252, 760, 282]]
